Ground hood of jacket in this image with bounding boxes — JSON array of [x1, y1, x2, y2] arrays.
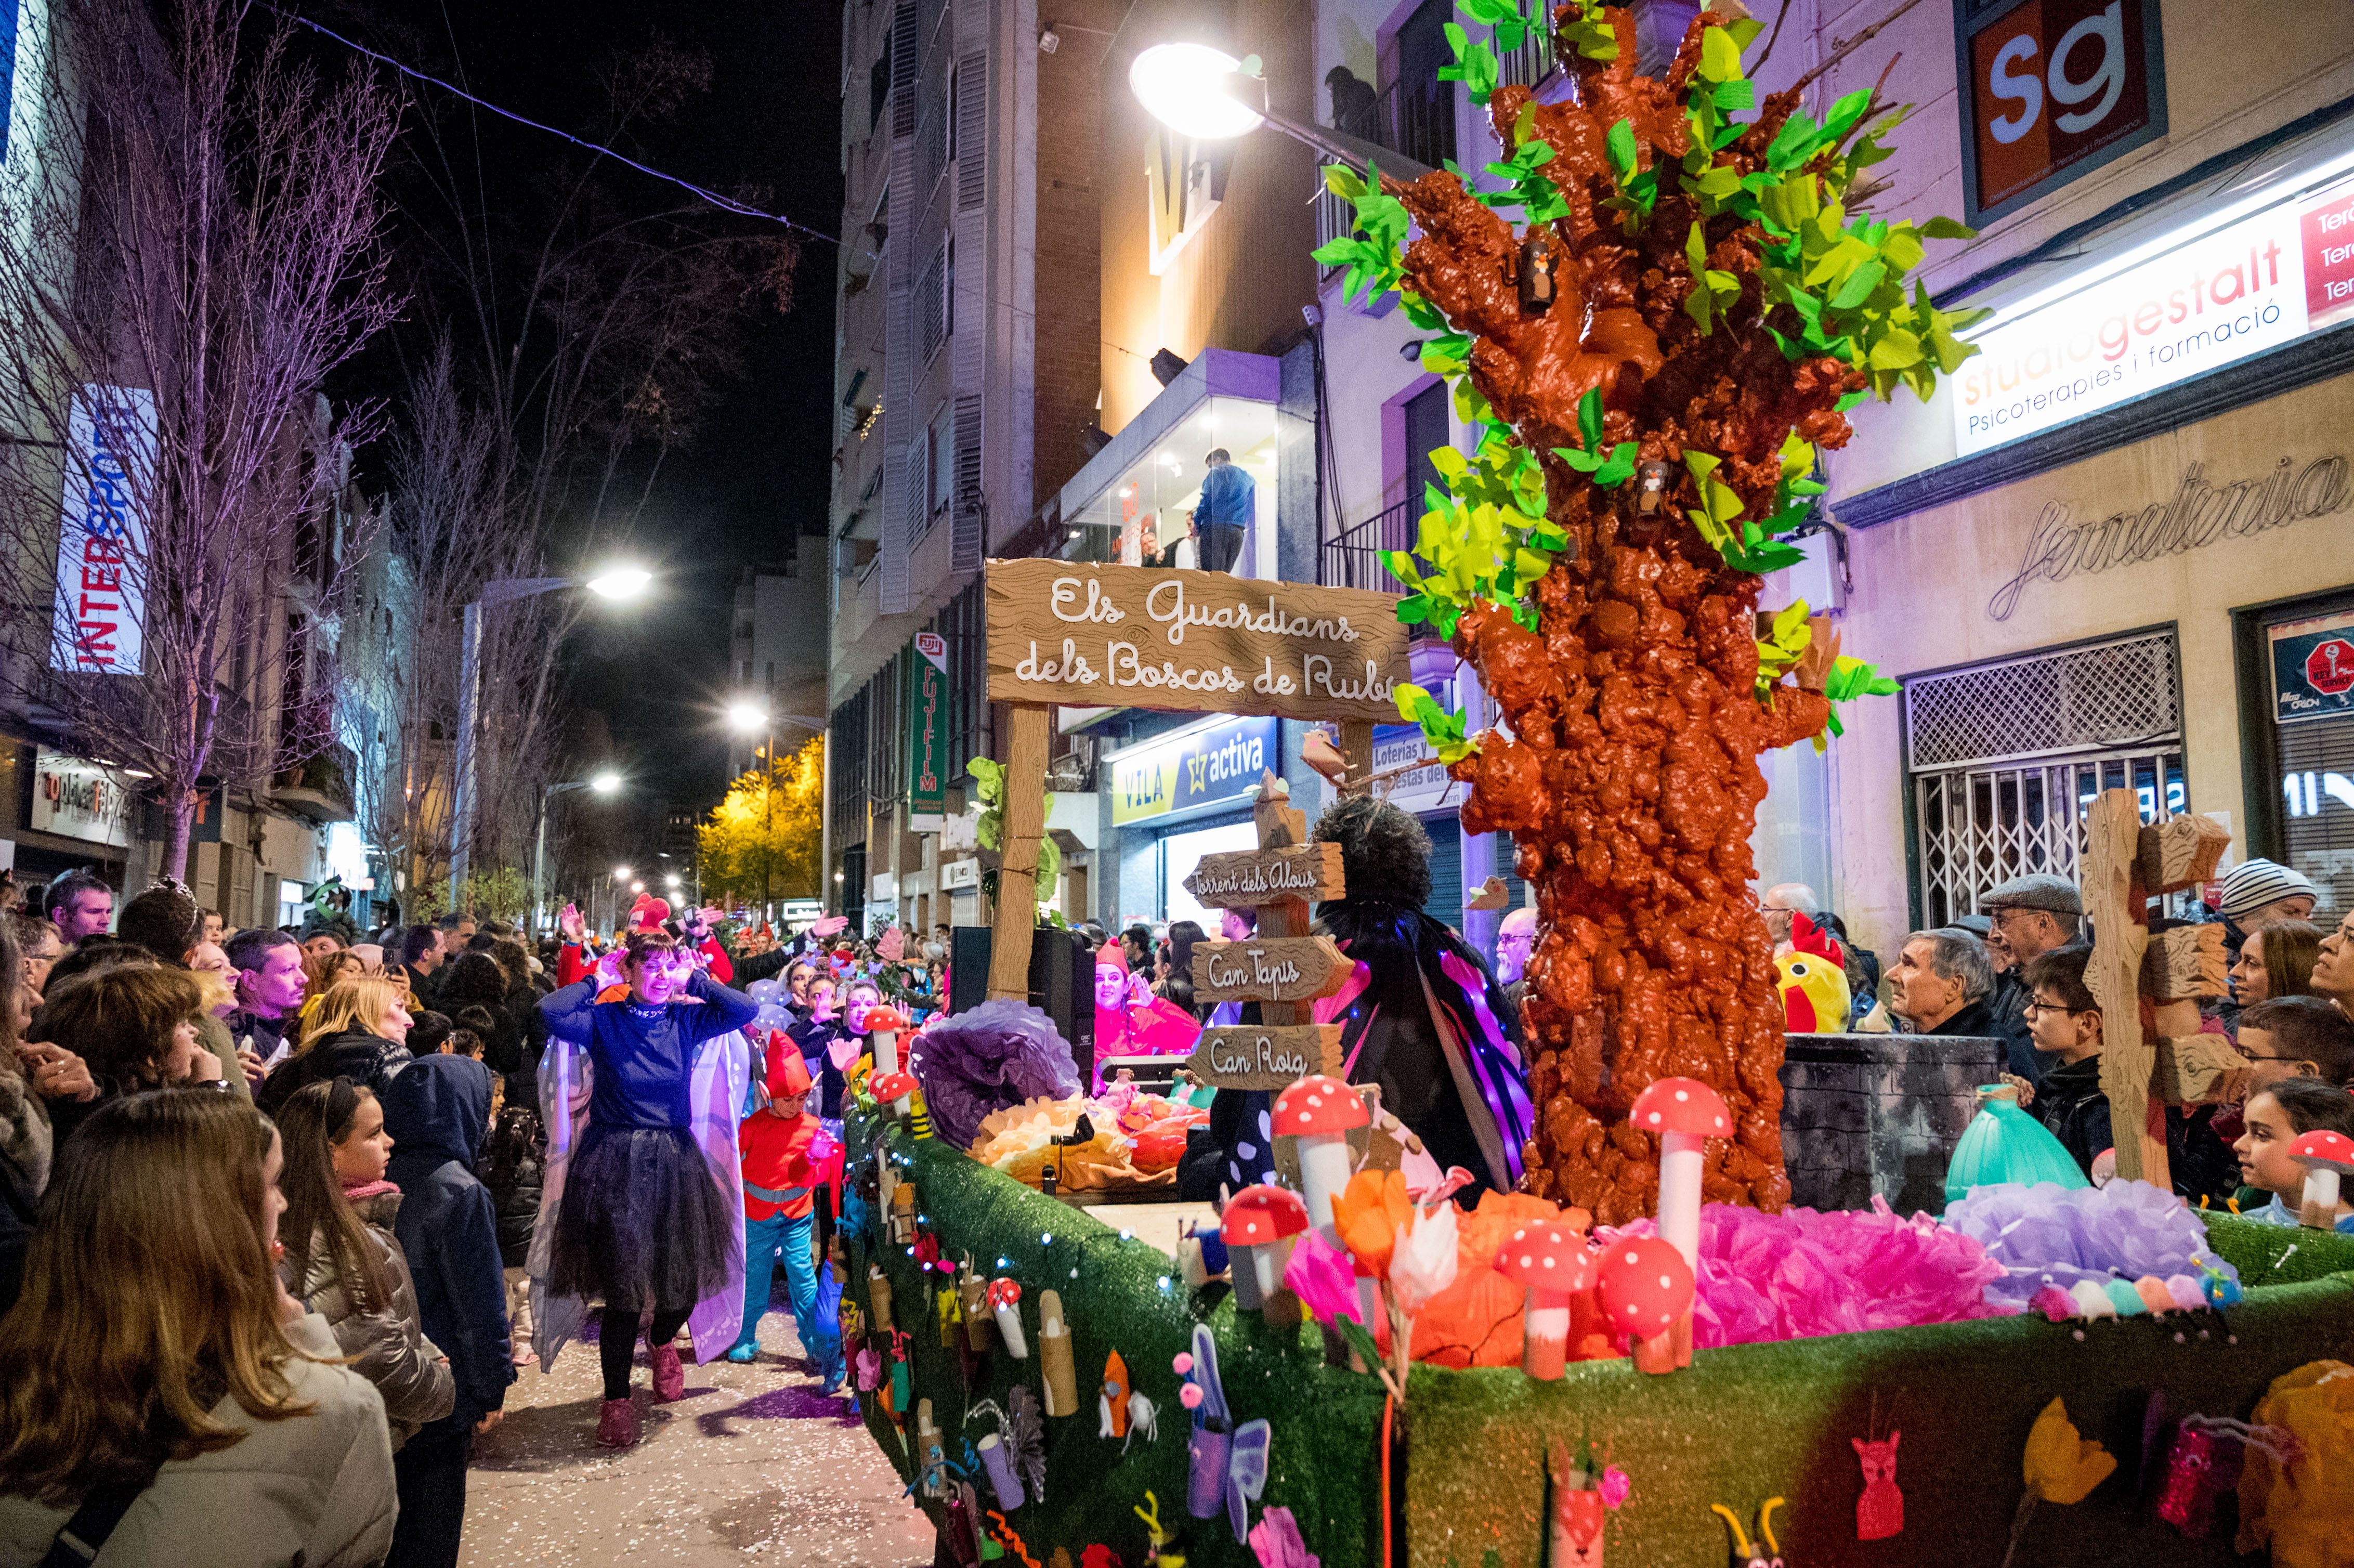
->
[[381, 1052, 491, 1174]]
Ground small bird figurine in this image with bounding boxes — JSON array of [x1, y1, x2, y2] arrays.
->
[[1466, 875, 1509, 911], [1300, 728, 1352, 785]]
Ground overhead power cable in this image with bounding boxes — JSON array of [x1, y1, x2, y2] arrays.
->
[[262, 4, 841, 245]]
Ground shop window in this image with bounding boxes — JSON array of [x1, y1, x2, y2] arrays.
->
[[2256, 601, 2354, 917], [1905, 631, 2188, 927]]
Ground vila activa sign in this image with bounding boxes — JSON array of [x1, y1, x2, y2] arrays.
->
[[52, 386, 155, 675], [1109, 715, 1277, 827], [984, 560, 1409, 724]]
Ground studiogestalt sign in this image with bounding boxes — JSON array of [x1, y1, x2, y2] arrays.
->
[[984, 559, 1409, 723]]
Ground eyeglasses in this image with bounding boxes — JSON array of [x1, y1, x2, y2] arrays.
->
[[2020, 1000, 2092, 1018], [2232, 1047, 2296, 1064]]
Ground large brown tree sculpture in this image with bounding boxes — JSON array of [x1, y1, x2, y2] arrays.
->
[[1321, 1, 1983, 1222]]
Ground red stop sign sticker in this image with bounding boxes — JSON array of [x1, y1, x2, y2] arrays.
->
[[2307, 638, 2354, 696]]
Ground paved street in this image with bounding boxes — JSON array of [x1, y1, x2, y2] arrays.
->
[[460, 1302, 934, 1566]]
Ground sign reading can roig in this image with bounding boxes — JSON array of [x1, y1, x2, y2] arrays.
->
[[1954, 168, 2354, 457], [984, 559, 1409, 723]]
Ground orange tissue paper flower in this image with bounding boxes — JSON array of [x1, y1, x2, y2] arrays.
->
[[1332, 1169, 1414, 1279], [2023, 1396, 2115, 1505]]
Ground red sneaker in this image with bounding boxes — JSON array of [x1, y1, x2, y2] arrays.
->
[[596, 1397, 638, 1448], [650, 1343, 686, 1403]]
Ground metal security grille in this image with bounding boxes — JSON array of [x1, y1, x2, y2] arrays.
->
[[1914, 750, 2189, 927], [1907, 631, 2187, 927], [1904, 630, 2180, 770]]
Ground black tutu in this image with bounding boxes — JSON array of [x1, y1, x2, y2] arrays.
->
[[548, 1126, 736, 1314]]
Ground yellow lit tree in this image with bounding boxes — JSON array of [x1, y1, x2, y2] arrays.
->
[[698, 737, 824, 908]]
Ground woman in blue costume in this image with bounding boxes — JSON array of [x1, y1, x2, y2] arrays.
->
[[530, 926, 758, 1447]]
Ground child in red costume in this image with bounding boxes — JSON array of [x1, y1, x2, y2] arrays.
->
[[726, 1033, 844, 1390]]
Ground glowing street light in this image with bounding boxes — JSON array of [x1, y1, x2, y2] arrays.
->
[[613, 864, 633, 881], [1128, 43, 1265, 140], [1127, 43, 1431, 178], [589, 771, 623, 794], [453, 561, 655, 905], [584, 564, 655, 600]]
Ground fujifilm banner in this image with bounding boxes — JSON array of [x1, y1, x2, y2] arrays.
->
[[52, 385, 154, 675]]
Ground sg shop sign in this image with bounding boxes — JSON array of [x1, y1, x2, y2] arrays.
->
[[1957, 0, 2166, 225]]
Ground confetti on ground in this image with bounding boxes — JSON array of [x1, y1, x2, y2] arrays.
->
[[460, 1292, 935, 1566]]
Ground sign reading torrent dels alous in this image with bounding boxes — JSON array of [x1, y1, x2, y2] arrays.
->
[[984, 559, 1409, 723]]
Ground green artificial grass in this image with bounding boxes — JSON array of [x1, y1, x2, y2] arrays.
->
[[843, 1110, 2354, 1568], [2202, 1208, 2354, 1286], [843, 1116, 1391, 1568]]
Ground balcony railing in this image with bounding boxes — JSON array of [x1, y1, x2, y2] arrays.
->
[[1319, 495, 1419, 594], [1315, 5, 1561, 284]]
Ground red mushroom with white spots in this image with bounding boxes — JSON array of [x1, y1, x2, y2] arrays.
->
[[1627, 1077, 1732, 1271], [871, 1070, 919, 1119], [1594, 1235, 1697, 1376], [864, 1005, 913, 1075], [1272, 1075, 1369, 1233], [1494, 1223, 1596, 1380], [1220, 1185, 1311, 1312], [2288, 1129, 2354, 1229]]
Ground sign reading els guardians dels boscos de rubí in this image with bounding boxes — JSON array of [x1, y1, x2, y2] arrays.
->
[[984, 559, 1409, 723]]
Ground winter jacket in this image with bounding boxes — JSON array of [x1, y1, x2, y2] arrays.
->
[[2033, 1053, 2113, 1179], [478, 1112, 545, 1268], [223, 1008, 294, 1068], [257, 1028, 414, 1116], [287, 1194, 455, 1451], [382, 1054, 514, 1435], [192, 1015, 252, 1105], [1980, 973, 2043, 1085], [0, 1312, 396, 1568]]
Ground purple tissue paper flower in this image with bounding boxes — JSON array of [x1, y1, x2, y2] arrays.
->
[[906, 999, 1083, 1149]]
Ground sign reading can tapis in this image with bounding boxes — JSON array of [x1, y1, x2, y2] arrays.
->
[[984, 559, 1408, 723]]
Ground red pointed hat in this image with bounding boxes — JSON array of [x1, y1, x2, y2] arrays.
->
[[627, 893, 672, 934], [763, 1030, 813, 1099]]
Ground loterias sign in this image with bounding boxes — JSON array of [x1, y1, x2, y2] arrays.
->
[[1954, 155, 2354, 458], [984, 559, 1409, 724]]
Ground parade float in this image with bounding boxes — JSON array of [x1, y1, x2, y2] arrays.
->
[[826, 6, 2354, 1564]]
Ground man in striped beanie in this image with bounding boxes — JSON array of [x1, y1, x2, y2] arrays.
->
[[2219, 859, 2319, 934]]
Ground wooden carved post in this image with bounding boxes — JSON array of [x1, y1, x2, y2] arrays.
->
[[987, 703, 1053, 1002], [2084, 794, 2234, 1185], [1182, 773, 1350, 1092]]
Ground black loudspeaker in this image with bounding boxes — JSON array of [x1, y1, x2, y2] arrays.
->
[[946, 925, 1096, 1086]]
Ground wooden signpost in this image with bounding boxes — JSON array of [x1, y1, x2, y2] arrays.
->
[[2081, 794, 2234, 1186], [979, 559, 1409, 1003], [1178, 772, 1349, 1094]]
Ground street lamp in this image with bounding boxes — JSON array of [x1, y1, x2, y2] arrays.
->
[[530, 772, 623, 937], [1127, 43, 1434, 178], [450, 563, 653, 908], [726, 698, 826, 928]]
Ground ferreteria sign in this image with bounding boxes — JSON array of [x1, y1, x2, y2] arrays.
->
[[984, 559, 1410, 723], [1986, 450, 2349, 620]]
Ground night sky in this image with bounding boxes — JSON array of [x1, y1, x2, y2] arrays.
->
[[319, 0, 845, 819]]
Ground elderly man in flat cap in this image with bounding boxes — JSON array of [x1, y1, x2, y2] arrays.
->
[[1976, 873, 2084, 1085]]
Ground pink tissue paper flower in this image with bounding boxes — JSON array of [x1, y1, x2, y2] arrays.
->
[[1250, 1506, 1319, 1568], [1283, 1229, 1364, 1325]]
